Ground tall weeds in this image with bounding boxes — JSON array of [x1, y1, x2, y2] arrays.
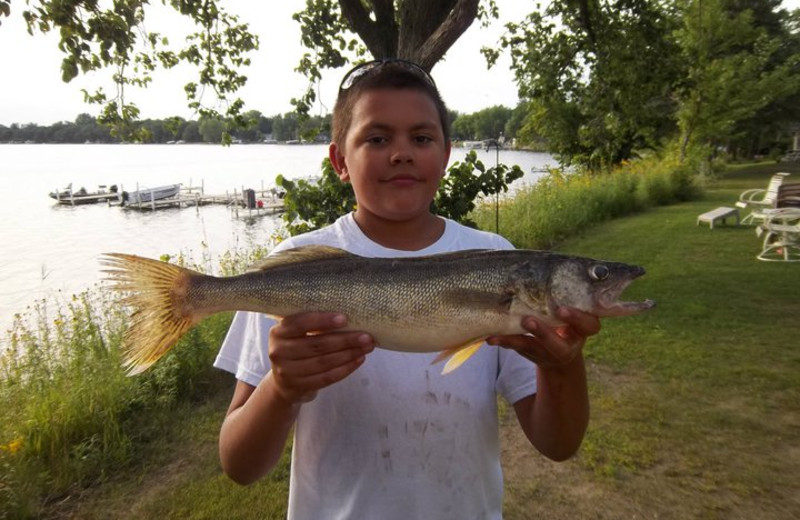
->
[[475, 153, 704, 249], [0, 245, 270, 517]]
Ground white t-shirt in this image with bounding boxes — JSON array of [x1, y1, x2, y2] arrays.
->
[[214, 213, 538, 520]]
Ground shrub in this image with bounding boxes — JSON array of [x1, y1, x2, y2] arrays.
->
[[473, 154, 704, 249]]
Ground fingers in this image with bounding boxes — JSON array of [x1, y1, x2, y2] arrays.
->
[[273, 311, 347, 339], [268, 312, 374, 403], [555, 307, 601, 338], [271, 352, 366, 404], [272, 331, 374, 372], [488, 323, 578, 366], [487, 307, 601, 368]]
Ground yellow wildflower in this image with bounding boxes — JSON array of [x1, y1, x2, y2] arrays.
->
[[0, 437, 23, 454]]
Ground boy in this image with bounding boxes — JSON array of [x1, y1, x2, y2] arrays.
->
[[214, 59, 599, 519]]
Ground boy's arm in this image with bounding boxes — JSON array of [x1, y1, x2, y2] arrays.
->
[[218, 376, 300, 485], [218, 312, 374, 485], [487, 308, 598, 461], [512, 355, 589, 461]]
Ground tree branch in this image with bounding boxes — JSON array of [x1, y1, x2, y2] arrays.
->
[[339, 0, 397, 58], [417, 0, 479, 71]]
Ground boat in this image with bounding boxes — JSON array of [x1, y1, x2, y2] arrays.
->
[[121, 184, 182, 206], [460, 140, 484, 150], [49, 184, 119, 205]]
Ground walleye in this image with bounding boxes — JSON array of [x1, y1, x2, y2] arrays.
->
[[103, 246, 655, 375]]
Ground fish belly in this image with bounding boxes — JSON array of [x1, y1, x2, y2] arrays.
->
[[348, 310, 530, 353]]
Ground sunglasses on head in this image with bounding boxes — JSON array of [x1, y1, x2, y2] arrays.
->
[[338, 58, 437, 91]]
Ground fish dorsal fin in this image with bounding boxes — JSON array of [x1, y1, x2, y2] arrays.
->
[[247, 245, 353, 272], [431, 339, 485, 374]]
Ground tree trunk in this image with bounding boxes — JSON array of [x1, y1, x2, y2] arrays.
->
[[679, 128, 691, 162], [338, 0, 479, 72]]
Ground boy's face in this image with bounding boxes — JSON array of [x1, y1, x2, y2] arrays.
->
[[329, 88, 451, 227]]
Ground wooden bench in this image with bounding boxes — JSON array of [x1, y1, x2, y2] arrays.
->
[[697, 206, 740, 229]]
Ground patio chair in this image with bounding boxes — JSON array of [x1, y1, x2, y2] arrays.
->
[[755, 208, 800, 262], [739, 179, 800, 226], [736, 173, 791, 224]]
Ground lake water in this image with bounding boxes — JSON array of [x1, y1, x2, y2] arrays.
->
[[0, 144, 554, 337]]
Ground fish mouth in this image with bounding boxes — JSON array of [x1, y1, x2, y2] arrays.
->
[[596, 272, 656, 317]]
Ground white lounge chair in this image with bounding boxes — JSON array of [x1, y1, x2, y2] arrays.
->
[[739, 178, 800, 226], [756, 208, 800, 262], [736, 173, 791, 224]]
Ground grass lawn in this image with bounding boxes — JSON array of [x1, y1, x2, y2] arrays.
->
[[44, 165, 800, 519], [501, 182, 800, 519]]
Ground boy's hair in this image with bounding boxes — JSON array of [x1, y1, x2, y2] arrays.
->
[[332, 60, 451, 149]]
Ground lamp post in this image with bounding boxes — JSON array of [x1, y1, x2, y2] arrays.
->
[[485, 133, 505, 234]]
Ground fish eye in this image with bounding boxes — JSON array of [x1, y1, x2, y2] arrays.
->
[[589, 264, 610, 281]]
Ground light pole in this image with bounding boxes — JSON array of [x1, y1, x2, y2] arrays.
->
[[485, 133, 505, 234]]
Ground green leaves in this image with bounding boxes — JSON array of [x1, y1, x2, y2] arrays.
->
[[16, 0, 259, 143], [434, 150, 524, 228], [276, 159, 356, 237], [0, 1, 10, 24], [291, 0, 363, 120], [503, 0, 800, 169], [674, 0, 800, 159], [504, 0, 681, 172]]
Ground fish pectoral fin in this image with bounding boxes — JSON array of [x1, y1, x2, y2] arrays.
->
[[431, 339, 486, 375]]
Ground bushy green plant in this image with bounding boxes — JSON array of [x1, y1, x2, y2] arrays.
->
[[0, 290, 134, 514], [433, 150, 524, 228], [0, 248, 259, 516], [275, 159, 356, 237]]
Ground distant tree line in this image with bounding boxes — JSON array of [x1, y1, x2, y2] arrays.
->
[[0, 110, 333, 144], [0, 106, 541, 147]]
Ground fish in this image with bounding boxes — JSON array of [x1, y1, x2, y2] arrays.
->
[[102, 246, 655, 375]]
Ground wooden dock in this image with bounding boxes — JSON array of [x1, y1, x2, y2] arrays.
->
[[50, 184, 119, 206], [50, 180, 286, 216], [118, 182, 285, 216]]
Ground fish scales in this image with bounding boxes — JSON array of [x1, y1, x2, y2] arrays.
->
[[103, 246, 655, 375], [188, 252, 514, 345]]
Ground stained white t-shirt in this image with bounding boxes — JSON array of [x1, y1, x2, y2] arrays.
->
[[214, 213, 538, 520]]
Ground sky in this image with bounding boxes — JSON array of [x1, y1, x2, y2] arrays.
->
[[0, 1, 534, 126], [1, 0, 798, 127]]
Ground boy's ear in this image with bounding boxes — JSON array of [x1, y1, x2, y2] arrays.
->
[[329, 143, 350, 182]]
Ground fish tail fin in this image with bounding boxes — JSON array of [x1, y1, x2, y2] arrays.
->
[[431, 339, 485, 375], [102, 253, 200, 375]]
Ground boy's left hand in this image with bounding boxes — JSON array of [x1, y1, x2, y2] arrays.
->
[[486, 307, 601, 369]]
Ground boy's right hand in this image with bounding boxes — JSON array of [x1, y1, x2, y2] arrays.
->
[[268, 312, 374, 404]]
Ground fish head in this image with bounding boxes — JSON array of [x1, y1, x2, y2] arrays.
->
[[546, 256, 656, 318]]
